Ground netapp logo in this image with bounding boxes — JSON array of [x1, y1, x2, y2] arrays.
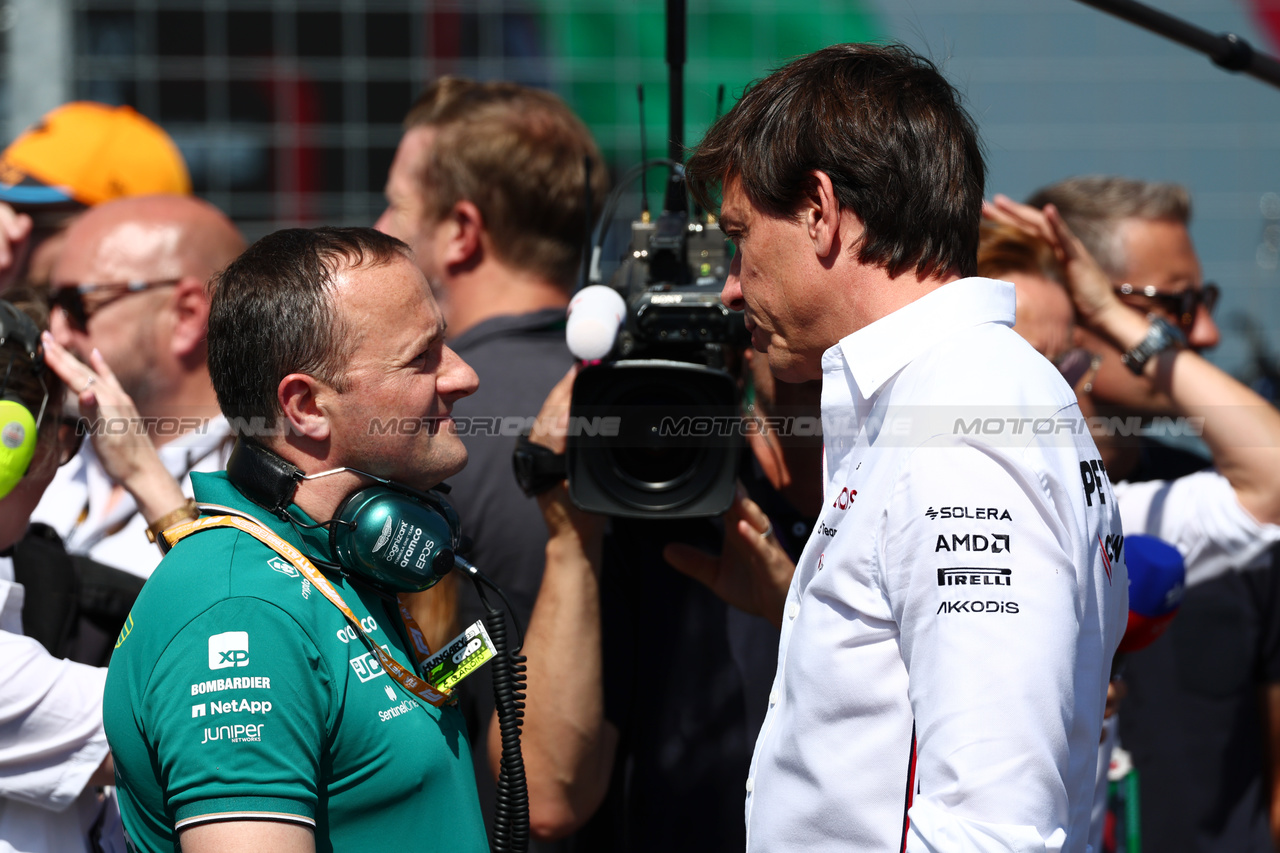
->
[[935, 534, 1010, 554], [937, 600, 1019, 614], [208, 632, 249, 670], [937, 568, 1013, 586], [924, 507, 1011, 521], [210, 699, 273, 716]]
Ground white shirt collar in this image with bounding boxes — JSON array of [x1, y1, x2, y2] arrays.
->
[[824, 277, 1016, 401]]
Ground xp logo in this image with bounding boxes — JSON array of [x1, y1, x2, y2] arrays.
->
[[208, 631, 250, 670], [267, 557, 298, 578], [373, 517, 394, 553], [832, 487, 857, 510]]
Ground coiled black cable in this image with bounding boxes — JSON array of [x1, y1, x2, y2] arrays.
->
[[485, 602, 528, 853], [457, 555, 528, 853]]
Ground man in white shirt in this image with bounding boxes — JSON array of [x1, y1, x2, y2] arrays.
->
[[683, 43, 1127, 851], [31, 195, 245, 579]]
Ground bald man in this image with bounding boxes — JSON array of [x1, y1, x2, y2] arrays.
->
[[31, 194, 245, 579]]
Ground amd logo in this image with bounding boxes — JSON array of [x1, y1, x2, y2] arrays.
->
[[935, 533, 1010, 554]]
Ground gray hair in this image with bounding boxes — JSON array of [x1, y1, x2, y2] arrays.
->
[[1026, 176, 1191, 278]]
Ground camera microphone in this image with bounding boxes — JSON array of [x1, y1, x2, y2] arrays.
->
[[566, 285, 626, 361]]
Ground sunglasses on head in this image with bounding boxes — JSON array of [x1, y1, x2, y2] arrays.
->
[[48, 279, 181, 330], [1114, 282, 1219, 331]]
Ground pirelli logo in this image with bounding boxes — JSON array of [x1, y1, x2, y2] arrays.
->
[[937, 567, 1012, 587]]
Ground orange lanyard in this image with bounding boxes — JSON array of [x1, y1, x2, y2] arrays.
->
[[164, 514, 451, 707]]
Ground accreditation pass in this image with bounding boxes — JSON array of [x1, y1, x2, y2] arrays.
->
[[424, 620, 497, 692]]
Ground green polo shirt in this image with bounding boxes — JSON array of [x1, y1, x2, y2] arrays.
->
[[103, 471, 487, 852]]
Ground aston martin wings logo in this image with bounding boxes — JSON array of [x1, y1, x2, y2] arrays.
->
[[373, 517, 394, 553]]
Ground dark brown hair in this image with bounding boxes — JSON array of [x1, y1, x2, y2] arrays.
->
[[208, 227, 408, 429], [686, 43, 985, 280], [405, 77, 608, 289]]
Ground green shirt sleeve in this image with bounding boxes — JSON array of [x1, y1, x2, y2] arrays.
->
[[142, 596, 335, 830]]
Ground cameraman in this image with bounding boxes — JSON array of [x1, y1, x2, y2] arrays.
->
[[500, 348, 821, 850]]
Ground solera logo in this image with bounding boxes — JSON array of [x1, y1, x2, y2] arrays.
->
[[208, 631, 250, 670]]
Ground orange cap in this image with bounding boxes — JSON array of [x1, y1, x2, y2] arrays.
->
[[0, 102, 192, 207]]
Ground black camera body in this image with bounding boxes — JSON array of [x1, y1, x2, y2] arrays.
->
[[567, 209, 747, 518]]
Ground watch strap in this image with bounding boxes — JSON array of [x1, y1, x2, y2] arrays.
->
[[1120, 315, 1186, 376], [513, 431, 567, 497]]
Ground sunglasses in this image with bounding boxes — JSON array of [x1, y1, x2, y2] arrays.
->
[[49, 279, 181, 330], [1114, 282, 1219, 331]]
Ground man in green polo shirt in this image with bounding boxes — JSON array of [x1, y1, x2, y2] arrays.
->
[[103, 227, 487, 852]]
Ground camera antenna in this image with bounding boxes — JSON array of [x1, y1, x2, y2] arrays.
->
[[637, 85, 651, 223], [663, 0, 688, 215], [578, 156, 594, 294], [694, 83, 728, 222]]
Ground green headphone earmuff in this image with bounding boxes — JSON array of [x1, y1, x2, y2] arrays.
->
[[329, 483, 460, 593], [225, 439, 460, 594], [0, 301, 46, 500]]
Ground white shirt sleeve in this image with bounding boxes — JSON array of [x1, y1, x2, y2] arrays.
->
[[1115, 470, 1280, 588], [0, 630, 109, 812], [884, 439, 1113, 851]]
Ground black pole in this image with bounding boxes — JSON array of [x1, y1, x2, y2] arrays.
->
[[1072, 0, 1280, 90], [666, 0, 686, 160], [663, 0, 687, 213]]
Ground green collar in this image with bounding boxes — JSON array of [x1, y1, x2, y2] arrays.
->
[[191, 470, 338, 565]]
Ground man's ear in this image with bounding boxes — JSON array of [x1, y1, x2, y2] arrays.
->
[[278, 373, 331, 441], [440, 200, 485, 269], [169, 275, 211, 358], [803, 170, 844, 261]]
